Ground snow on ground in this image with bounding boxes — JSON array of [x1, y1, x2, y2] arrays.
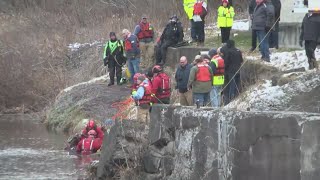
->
[[231, 19, 249, 31], [67, 41, 101, 51], [246, 49, 320, 71], [63, 75, 108, 93], [225, 71, 320, 111], [205, 19, 249, 31]]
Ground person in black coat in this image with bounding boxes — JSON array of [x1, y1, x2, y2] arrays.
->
[[156, 15, 184, 65], [220, 40, 243, 105], [269, 0, 281, 49], [249, 0, 257, 52], [175, 56, 193, 106], [299, 13, 320, 70]]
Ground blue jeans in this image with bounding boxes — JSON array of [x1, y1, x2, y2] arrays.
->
[[210, 86, 222, 107], [256, 30, 270, 60], [228, 74, 241, 102], [269, 21, 279, 48], [128, 58, 140, 83], [193, 92, 210, 106]]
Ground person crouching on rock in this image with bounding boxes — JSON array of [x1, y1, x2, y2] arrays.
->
[[131, 75, 153, 123], [80, 119, 104, 141], [151, 65, 171, 104], [76, 130, 102, 155], [103, 32, 126, 86]]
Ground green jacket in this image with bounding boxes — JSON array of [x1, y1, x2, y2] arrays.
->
[[188, 64, 213, 93], [217, 6, 235, 28], [183, 0, 196, 20]]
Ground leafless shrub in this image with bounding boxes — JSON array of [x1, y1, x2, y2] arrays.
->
[[0, 0, 249, 112]]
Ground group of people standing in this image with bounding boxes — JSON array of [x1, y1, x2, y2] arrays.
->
[[184, 0, 236, 45], [176, 39, 243, 107], [103, 15, 184, 87]]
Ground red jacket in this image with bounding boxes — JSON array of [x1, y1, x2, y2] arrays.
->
[[76, 137, 102, 155], [81, 126, 104, 140], [151, 73, 171, 101]]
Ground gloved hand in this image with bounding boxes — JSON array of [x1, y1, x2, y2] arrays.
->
[[299, 40, 303, 47], [265, 27, 271, 32], [131, 90, 137, 96]]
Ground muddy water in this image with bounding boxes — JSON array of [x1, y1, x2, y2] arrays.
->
[[0, 114, 86, 179]]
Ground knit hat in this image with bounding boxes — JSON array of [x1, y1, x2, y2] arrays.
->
[[109, 32, 116, 37], [208, 48, 217, 58], [201, 54, 211, 60], [222, 0, 229, 4], [142, 14, 148, 19], [194, 55, 202, 61]]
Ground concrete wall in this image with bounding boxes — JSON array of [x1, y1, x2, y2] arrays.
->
[[146, 105, 320, 180], [279, 23, 302, 48], [166, 47, 209, 68]]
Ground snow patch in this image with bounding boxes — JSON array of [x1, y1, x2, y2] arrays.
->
[[246, 49, 320, 71], [68, 41, 101, 51], [205, 19, 249, 31], [232, 19, 249, 31], [63, 75, 108, 93], [226, 72, 320, 111]]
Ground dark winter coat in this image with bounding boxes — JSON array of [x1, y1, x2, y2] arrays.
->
[[175, 63, 192, 93], [252, 2, 275, 31], [124, 34, 140, 59], [160, 21, 184, 44], [220, 40, 243, 76], [248, 0, 256, 15], [271, 0, 281, 20], [300, 13, 320, 41]]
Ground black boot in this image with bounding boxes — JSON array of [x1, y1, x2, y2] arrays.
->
[[308, 58, 315, 70]]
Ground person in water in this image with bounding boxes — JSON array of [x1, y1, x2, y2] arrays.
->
[[76, 130, 102, 155]]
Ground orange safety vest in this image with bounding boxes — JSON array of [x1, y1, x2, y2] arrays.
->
[[137, 22, 153, 40], [212, 55, 225, 76], [138, 81, 152, 105], [196, 64, 211, 82], [193, 2, 203, 15], [211, 55, 225, 85]]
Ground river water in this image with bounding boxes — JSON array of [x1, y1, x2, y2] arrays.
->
[[0, 114, 88, 180]]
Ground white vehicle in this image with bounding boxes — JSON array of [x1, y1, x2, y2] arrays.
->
[[293, 0, 320, 13]]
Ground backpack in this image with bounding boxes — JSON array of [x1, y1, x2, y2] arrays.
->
[[157, 73, 171, 94]]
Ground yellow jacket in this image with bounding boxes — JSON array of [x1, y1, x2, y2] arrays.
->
[[183, 0, 196, 20], [217, 6, 235, 28]]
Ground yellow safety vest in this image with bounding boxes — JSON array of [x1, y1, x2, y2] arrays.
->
[[183, 0, 196, 20], [211, 58, 225, 86], [217, 6, 235, 28]]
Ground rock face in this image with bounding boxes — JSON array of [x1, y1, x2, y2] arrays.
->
[[97, 105, 320, 180], [97, 120, 149, 180], [46, 82, 130, 133], [153, 106, 320, 180]]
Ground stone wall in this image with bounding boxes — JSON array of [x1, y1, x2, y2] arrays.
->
[[96, 99, 320, 179], [166, 47, 209, 69], [142, 105, 320, 180]]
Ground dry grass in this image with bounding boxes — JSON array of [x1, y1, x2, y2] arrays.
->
[[0, 0, 250, 112]]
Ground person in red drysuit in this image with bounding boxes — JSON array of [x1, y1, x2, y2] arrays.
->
[[81, 119, 104, 141], [76, 130, 102, 155]]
